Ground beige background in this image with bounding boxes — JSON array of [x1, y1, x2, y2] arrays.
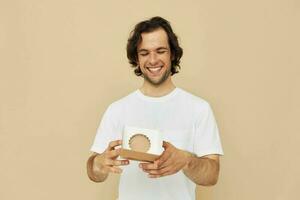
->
[[1, 0, 299, 199]]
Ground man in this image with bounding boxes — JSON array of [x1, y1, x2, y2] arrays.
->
[[87, 16, 223, 200]]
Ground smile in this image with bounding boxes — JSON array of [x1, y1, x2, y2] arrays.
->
[[146, 66, 163, 75]]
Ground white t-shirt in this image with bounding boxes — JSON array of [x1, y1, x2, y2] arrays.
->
[[90, 87, 224, 200]]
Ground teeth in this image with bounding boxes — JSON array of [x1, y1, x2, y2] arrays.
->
[[148, 67, 161, 72]]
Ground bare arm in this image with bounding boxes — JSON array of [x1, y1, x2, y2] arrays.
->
[[86, 140, 129, 183], [182, 153, 220, 186], [140, 142, 220, 186]]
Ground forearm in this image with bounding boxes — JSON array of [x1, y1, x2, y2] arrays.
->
[[86, 153, 109, 182], [182, 153, 220, 186]]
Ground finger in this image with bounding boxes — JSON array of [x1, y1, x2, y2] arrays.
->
[[148, 168, 173, 178], [147, 166, 175, 175], [148, 171, 173, 178], [158, 156, 174, 169], [148, 174, 160, 178], [108, 166, 123, 174], [107, 148, 121, 158], [162, 141, 171, 149], [143, 169, 159, 174], [157, 150, 172, 167], [111, 159, 130, 166], [104, 158, 130, 166], [107, 140, 122, 150], [139, 161, 158, 170]]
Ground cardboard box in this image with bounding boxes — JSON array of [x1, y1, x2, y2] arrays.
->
[[120, 126, 163, 162], [119, 149, 159, 162]]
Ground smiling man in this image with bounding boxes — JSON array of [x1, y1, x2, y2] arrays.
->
[[87, 16, 224, 200], [136, 28, 172, 86]]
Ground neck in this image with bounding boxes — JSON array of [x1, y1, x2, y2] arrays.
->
[[140, 77, 176, 97]]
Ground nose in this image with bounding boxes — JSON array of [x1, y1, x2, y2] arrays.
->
[[149, 52, 158, 66]]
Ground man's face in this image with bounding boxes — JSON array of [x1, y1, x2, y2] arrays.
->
[[137, 28, 172, 86]]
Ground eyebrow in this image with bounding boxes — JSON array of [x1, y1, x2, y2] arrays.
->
[[137, 47, 169, 52]]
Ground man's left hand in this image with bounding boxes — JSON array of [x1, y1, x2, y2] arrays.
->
[[139, 141, 191, 178]]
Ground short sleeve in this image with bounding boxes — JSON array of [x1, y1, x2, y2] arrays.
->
[[193, 103, 224, 157], [90, 104, 122, 153]]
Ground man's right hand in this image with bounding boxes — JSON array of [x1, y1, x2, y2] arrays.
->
[[93, 140, 130, 174]]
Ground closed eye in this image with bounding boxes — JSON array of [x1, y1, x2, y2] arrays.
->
[[157, 51, 167, 54], [139, 53, 149, 56], [138, 50, 149, 56]]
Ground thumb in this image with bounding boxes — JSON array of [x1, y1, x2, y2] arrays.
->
[[162, 141, 171, 149]]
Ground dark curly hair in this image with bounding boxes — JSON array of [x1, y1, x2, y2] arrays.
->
[[127, 16, 183, 76]]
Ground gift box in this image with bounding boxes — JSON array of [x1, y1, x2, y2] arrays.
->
[[120, 126, 163, 162]]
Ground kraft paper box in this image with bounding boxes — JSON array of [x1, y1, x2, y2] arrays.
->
[[120, 126, 164, 162]]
